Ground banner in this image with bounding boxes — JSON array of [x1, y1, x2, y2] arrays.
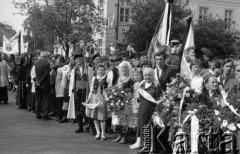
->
[[147, 0, 172, 59], [180, 17, 195, 78], [2, 35, 18, 54]]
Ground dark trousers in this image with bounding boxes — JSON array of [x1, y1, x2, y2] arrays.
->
[[36, 88, 50, 118], [75, 89, 86, 129], [56, 97, 63, 120], [50, 93, 56, 114], [26, 87, 32, 108], [31, 92, 36, 112], [0, 87, 8, 103]]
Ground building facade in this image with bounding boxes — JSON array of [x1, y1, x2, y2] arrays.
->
[[187, 0, 240, 30], [93, 0, 133, 55]]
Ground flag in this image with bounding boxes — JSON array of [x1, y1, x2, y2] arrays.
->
[[2, 35, 12, 54], [180, 17, 195, 78], [2, 35, 19, 54], [147, 0, 172, 59]]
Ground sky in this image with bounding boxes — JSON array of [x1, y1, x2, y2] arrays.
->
[[0, 0, 26, 31]]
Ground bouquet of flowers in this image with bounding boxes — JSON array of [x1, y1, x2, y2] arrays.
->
[[181, 103, 219, 134], [155, 74, 197, 142], [157, 74, 196, 127], [215, 84, 240, 132], [103, 86, 135, 128], [103, 86, 127, 111]]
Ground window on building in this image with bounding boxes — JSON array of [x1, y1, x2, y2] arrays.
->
[[98, 39, 103, 54], [99, 0, 104, 20], [199, 7, 208, 20], [225, 10, 233, 23], [119, 0, 130, 23]]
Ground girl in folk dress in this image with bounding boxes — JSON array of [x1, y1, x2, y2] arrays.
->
[[86, 64, 110, 140]]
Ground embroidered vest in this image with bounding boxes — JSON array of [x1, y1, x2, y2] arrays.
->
[[75, 66, 87, 89], [93, 76, 108, 94]]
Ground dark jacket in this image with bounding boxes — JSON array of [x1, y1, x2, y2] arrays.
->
[[35, 58, 51, 89], [155, 64, 176, 91], [50, 69, 57, 94], [218, 73, 236, 93], [25, 65, 33, 85]]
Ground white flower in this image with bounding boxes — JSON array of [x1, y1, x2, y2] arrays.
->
[[214, 110, 220, 116], [110, 103, 114, 106], [236, 123, 240, 129], [184, 87, 190, 91], [165, 100, 170, 107], [227, 123, 237, 131], [222, 120, 228, 127], [109, 95, 113, 99], [121, 103, 124, 106], [105, 98, 109, 101]]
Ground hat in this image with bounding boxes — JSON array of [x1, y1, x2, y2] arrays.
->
[[92, 53, 101, 61], [74, 53, 83, 59], [40, 51, 50, 58], [203, 73, 214, 83], [140, 60, 152, 68]]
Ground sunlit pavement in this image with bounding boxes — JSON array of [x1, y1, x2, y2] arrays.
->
[[0, 91, 137, 154]]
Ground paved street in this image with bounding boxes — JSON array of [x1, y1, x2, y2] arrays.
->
[[0, 91, 137, 154]]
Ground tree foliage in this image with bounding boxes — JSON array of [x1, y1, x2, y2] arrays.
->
[[194, 16, 240, 58], [13, 0, 105, 57], [125, 0, 191, 53]]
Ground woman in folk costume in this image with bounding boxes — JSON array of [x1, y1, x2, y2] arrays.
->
[[130, 68, 162, 150], [112, 61, 134, 144], [85, 64, 110, 141], [67, 53, 94, 133], [59, 55, 75, 123]]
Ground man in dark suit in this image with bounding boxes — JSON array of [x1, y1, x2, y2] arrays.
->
[[34, 51, 51, 120], [154, 52, 176, 91]]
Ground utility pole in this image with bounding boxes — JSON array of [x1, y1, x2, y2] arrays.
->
[[115, 0, 120, 51]]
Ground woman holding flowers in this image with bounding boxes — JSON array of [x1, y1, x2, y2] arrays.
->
[[112, 61, 134, 144], [85, 64, 109, 141], [130, 68, 162, 150]]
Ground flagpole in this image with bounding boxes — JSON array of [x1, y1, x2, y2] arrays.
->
[[115, 0, 120, 51]]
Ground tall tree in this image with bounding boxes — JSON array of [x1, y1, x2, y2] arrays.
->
[[194, 16, 240, 58], [125, 0, 191, 53], [13, 0, 105, 57]]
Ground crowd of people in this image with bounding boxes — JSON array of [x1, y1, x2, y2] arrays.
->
[[0, 46, 240, 153]]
